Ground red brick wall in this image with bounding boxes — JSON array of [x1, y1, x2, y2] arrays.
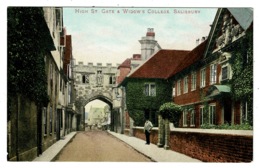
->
[[133, 128, 158, 145], [132, 128, 253, 162], [169, 131, 253, 162]]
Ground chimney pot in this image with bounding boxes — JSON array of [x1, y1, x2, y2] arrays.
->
[[146, 28, 155, 37]]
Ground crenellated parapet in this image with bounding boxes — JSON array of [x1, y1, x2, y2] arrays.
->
[[73, 61, 118, 108]]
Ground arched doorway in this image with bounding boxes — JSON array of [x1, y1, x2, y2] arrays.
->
[[84, 98, 112, 131], [75, 94, 114, 131]]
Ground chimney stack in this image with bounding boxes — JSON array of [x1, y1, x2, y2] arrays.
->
[[132, 54, 141, 60], [201, 36, 206, 42], [196, 38, 200, 46], [146, 28, 155, 37]]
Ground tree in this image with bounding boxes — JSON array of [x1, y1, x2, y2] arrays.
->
[[159, 102, 182, 127]]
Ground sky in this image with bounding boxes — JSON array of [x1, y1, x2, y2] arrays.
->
[[63, 7, 218, 66]]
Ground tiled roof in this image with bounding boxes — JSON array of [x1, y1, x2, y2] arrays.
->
[[129, 49, 190, 79], [118, 58, 131, 69], [167, 39, 208, 78]]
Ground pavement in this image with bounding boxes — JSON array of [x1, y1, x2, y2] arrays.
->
[[33, 130, 201, 162], [33, 132, 77, 161]]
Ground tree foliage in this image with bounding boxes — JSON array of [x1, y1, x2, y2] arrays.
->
[[159, 102, 182, 127]]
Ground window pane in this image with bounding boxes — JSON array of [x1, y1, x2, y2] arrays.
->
[[222, 66, 228, 80], [150, 84, 156, 96], [191, 72, 196, 90], [200, 69, 205, 87], [177, 80, 181, 95], [209, 105, 216, 124], [184, 77, 188, 93], [210, 64, 217, 84]]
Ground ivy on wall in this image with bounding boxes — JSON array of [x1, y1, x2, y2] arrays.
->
[[229, 32, 253, 125], [125, 78, 172, 126], [8, 7, 51, 108]]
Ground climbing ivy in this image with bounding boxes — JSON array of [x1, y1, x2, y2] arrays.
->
[[8, 7, 50, 107], [229, 31, 253, 125], [125, 78, 172, 126]]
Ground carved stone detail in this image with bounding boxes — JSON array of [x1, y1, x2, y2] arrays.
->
[[215, 12, 245, 51]]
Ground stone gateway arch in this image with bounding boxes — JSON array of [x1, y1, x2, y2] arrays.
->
[[73, 62, 118, 130]]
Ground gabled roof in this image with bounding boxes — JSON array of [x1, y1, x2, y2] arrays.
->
[[167, 40, 208, 78], [204, 8, 253, 58], [118, 58, 131, 69], [128, 49, 190, 79]]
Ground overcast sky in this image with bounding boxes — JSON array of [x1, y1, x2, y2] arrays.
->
[[63, 7, 218, 66]]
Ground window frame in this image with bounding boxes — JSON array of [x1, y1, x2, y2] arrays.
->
[[183, 110, 188, 127], [210, 63, 217, 85], [200, 68, 206, 88], [209, 104, 216, 125], [172, 86, 176, 97], [191, 71, 196, 91], [190, 109, 195, 127], [221, 65, 229, 81], [144, 83, 156, 97], [177, 80, 181, 96], [82, 74, 90, 84], [183, 76, 188, 94]]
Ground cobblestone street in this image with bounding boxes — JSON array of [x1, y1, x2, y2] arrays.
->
[[54, 130, 152, 162]]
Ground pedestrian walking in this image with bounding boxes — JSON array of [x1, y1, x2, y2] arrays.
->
[[144, 119, 153, 145]]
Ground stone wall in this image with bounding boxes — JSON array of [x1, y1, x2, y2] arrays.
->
[[132, 127, 253, 162], [8, 95, 38, 161]]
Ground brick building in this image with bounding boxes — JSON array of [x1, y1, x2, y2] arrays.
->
[[170, 8, 253, 128]]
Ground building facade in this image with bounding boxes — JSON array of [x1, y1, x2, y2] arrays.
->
[[171, 8, 253, 128], [73, 62, 118, 130], [7, 7, 79, 161], [120, 50, 190, 127]]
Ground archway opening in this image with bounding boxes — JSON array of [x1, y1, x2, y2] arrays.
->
[[84, 99, 112, 131]]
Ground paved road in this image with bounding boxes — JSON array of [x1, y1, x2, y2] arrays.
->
[[54, 130, 152, 162]]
